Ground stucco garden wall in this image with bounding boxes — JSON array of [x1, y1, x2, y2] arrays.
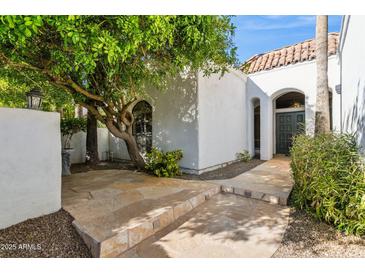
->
[[109, 134, 131, 160], [197, 70, 247, 172], [66, 128, 110, 164], [339, 16, 365, 155], [246, 56, 340, 160], [0, 107, 61, 229]]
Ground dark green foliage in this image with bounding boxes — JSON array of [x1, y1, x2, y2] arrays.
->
[[236, 150, 251, 162], [145, 147, 183, 177], [0, 16, 237, 104], [60, 117, 87, 149], [0, 67, 75, 114], [291, 133, 365, 235]]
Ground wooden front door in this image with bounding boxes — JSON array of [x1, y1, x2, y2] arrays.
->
[[276, 111, 305, 154]]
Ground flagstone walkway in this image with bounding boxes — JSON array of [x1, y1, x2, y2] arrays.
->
[[62, 156, 293, 257], [121, 193, 290, 258]]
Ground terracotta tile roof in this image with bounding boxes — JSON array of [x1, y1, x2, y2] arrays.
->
[[242, 32, 339, 74]]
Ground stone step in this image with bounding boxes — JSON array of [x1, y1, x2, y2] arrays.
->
[[208, 157, 293, 206], [220, 184, 289, 206], [72, 185, 220, 257]]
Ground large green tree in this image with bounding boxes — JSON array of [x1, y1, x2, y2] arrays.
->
[[0, 15, 237, 168]]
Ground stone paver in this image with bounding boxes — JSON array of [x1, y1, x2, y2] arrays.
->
[[121, 193, 290, 258], [209, 156, 293, 205], [62, 170, 220, 257], [63, 156, 293, 257]]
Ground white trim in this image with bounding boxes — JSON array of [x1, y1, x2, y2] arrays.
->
[[275, 107, 305, 113], [339, 15, 350, 54]]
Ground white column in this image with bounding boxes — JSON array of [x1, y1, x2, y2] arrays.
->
[[260, 98, 274, 160]]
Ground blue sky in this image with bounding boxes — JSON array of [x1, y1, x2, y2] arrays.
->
[[231, 16, 343, 62]]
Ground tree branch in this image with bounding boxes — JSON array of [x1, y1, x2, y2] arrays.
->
[[78, 102, 106, 123], [65, 78, 104, 102], [0, 52, 104, 102]]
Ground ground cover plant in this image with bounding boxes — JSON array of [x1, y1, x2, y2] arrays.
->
[[145, 147, 183, 177]]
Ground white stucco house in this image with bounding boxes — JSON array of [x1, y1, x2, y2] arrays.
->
[[70, 15, 364, 175], [1, 15, 365, 230]]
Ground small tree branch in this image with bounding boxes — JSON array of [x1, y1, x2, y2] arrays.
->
[[78, 102, 106, 123], [65, 78, 104, 102], [0, 52, 104, 102]]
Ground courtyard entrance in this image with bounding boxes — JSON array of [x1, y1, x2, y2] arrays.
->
[[276, 111, 305, 154], [274, 91, 305, 155]]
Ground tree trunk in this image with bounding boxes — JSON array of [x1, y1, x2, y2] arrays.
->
[[124, 135, 146, 169], [104, 121, 145, 169], [315, 15, 331, 134], [86, 112, 100, 165]]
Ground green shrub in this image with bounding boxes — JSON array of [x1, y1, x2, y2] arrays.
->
[[145, 147, 183, 177], [236, 150, 251, 162], [291, 133, 365, 235]]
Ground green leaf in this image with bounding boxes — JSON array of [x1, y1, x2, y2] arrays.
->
[[24, 28, 32, 37], [6, 16, 14, 28]]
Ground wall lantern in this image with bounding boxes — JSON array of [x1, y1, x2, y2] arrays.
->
[[26, 88, 43, 110], [290, 100, 303, 108]]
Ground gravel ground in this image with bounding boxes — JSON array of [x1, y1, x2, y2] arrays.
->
[[0, 209, 91, 258], [273, 209, 365, 258], [71, 159, 137, 174], [179, 159, 265, 180]]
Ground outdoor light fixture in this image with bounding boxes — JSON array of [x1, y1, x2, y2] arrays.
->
[[26, 88, 43, 110], [290, 100, 303, 108]]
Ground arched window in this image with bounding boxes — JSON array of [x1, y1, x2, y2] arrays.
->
[[275, 92, 305, 109], [132, 101, 152, 154]]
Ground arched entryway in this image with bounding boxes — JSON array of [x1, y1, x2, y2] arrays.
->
[[274, 91, 305, 155], [132, 101, 152, 154]]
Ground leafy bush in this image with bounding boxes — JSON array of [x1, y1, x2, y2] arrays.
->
[[60, 117, 87, 149], [145, 147, 183, 177], [236, 150, 251, 162], [291, 133, 365, 235]]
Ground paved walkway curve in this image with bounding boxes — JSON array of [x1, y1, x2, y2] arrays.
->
[[210, 155, 293, 206], [121, 157, 293, 258]]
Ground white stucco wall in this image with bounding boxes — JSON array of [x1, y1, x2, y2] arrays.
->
[[65, 128, 111, 164], [109, 134, 131, 160], [246, 56, 340, 160], [74, 73, 200, 170], [148, 73, 199, 171], [339, 16, 365, 155], [106, 71, 245, 173], [0, 108, 61, 229], [197, 70, 247, 171]]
